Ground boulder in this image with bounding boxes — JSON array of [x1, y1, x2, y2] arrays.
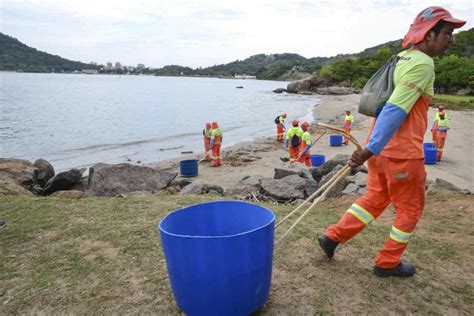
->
[[43, 168, 86, 196], [273, 88, 287, 93], [180, 182, 224, 196], [0, 159, 36, 195], [274, 165, 314, 181], [33, 159, 55, 188], [316, 86, 355, 95], [287, 76, 320, 93], [86, 163, 177, 197], [169, 178, 193, 191], [318, 165, 349, 197], [341, 183, 358, 195], [50, 190, 84, 199], [224, 175, 267, 197], [434, 178, 462, 192], [261, 174, 318, 201], [314, 154, 350, 178], [346, 172, 368, 187]]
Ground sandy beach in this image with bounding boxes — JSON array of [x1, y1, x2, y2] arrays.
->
[[153, 94, 473, 192]]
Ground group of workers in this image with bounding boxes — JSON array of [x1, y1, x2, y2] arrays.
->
[[275, 112, 314, 166], [431, 104, 450, 161], [202, 122, 223, 167], [275, 110, 355, 166]]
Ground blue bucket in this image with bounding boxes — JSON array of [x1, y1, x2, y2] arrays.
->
[[423, 142, 435, 149], [424, 147, 437, 164], [180, 159, 198, 177], [310, 154, 325, 166], [330, 134, 343, 146], [159, 201, 275, 316]]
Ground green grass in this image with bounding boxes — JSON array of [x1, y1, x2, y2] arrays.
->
[[433, 94, 474, 110], [0, 193, 473, 314]]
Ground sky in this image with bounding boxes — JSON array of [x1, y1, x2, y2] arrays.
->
[[1, 0, 472, 68]]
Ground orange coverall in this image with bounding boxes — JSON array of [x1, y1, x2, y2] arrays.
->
[[326, 95, 430, 269]]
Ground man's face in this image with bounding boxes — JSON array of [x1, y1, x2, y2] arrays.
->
[[426, 23, 455, 56]]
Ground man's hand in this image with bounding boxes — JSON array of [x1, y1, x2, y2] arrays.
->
[[348, 148, 373, 168]]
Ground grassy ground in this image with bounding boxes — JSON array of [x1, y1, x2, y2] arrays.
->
[[433, 94, 474, 110], [0, 192, 473, 315]]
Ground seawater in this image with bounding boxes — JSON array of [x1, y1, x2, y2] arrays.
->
[[0, 72, 320, 171]]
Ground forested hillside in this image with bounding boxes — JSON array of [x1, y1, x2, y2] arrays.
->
[[0, 33, 98, 72]]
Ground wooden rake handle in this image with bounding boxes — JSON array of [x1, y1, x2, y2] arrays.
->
[[275, 123, 362, 245]]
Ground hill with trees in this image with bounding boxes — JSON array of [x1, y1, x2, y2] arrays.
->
[[1, 29, 472, 94], [0, 33, 98, 72]]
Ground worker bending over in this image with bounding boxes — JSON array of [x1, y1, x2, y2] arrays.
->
[[285, 120, 303, 164], [210, 121, 222, 167], [203, 122, 212, 161], [318, 6, 465, 277], [275, 112, 287, 141], [297, 121, 312, 166], [435, 111, 449, 161], [343, 110, 354, 145]]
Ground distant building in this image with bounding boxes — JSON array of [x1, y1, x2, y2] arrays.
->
[[137, 63, 145, 69], [106, 62, 113, 70], [234, 74, 256, 79], [115, 62, 123, 70]]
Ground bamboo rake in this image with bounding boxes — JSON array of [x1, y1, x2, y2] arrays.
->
[[275, 123, 362, 245]]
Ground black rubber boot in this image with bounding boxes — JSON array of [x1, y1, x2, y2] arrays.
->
[[373, 262, 416, 277], [318, 234, 339, 259]]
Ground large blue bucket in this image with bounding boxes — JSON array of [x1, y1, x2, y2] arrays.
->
[[423, 142, 435, 149], [424, 147, 437, 164], [330, 134, 343, 146], [310, 154, 325, 166], [159, 201, 275, 316], [180, 159, 198, 177]]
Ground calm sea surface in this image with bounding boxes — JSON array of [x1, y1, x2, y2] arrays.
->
[[0, 72, 320, 171]]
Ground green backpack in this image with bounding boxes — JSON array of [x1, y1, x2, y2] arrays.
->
[[359, 55, 400, 117]]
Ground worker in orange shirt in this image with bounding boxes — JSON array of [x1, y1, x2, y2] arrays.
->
[[202, 122, 212, 161], [210, 121, 223, 167], [431, 104, 447, 142], [275, 113, 287, 141], [342, 110, 354, 145], [285, 120, 303, 164], [297, 121, 312, 166], [318, 6, 465, 277], [435, 111, 449, 161]]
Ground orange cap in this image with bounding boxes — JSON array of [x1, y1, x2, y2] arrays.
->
[[282, 112, 287, 118], [402, 6, 466, 48], [212, 121, 219, 129], [292, 120, 299, 127], [301, 121, 310, 131], [205, 122, 211, 129]]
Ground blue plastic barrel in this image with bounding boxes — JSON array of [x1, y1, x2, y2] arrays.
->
[[159, 201, 275, 316], [180, 159, 198, 177], [330, 134, 343, 146], [310, 154, 325, 166], [424, 147, 437, 164]]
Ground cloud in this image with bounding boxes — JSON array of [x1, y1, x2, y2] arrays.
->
[[2, 0, 472, 68]]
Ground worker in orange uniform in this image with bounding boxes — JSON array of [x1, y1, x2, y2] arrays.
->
[[202, 122, 212, 161], [342, 110, 354, 145], [435, 111, 449, 161], [318, 7, 465, 277], [431, 104, 447, 142], [210, 121, 223, 167], [275, 113, 287, 141], [297, 121, 312, 166], [285, 120, 303, 164]]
